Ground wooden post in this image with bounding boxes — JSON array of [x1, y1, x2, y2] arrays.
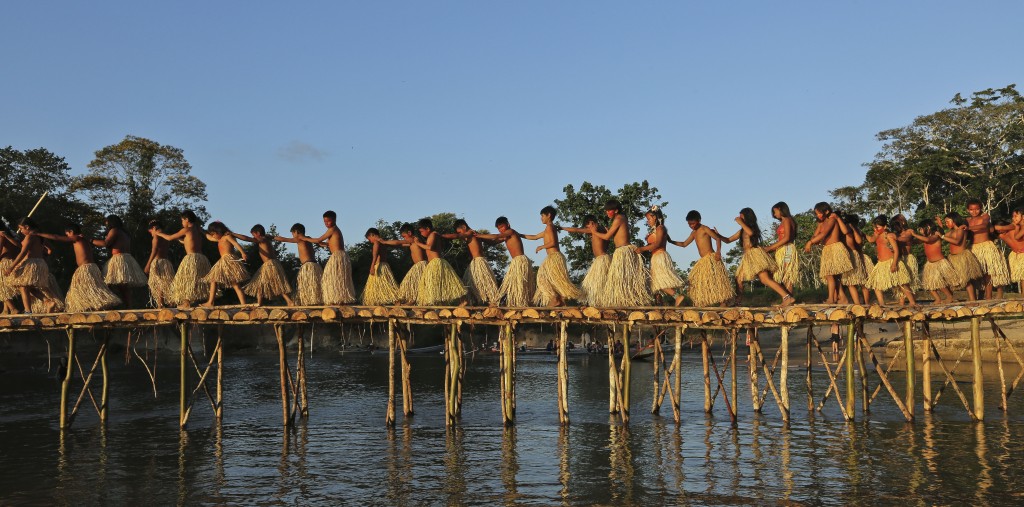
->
[[780, 326, 790, 420], [702, 330, 712, 413], [672, 326, 682, 424], [274, 324, 291, 428], [904, 321, 915, 421], [856, 322, 869, 414], [922, 323, 932, 412], [387, 319, 396, 427], [971, 317, 984, 421], [620, 324, 631, 422], [216, 327, 223, 421], [730, 329, 737, 416], [399, 325, 413, 416], [749, 329, 761, 413], [100, 333, 109, 424], [297, 327, 308, 418], [608, 327, 617, 414], [60, 327, 75, 430], [806, 327, 813, 412], [845, 322, 855, 418], [502, 323, 515, 425], [445, 323, 460, 426], [558, 321, 569, 425], [652, 330, 661, 415], [179, 323, 188, 429], [995, 321, 1007, 412]]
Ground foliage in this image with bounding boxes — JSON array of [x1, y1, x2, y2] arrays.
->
[[554, 180, 667, 278]]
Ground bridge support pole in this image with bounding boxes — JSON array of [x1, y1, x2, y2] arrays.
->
[[904, 321, 915, 421], [971, 317, 984, 421], [59, 327, 76, 430]]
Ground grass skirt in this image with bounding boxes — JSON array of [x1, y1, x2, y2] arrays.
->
[[866, 258, 911, 292], [9, 258, 49, 288], [363, 261, 400, 306], [498, 255, 536, 307], [948, 250, 984, 288], [172, 253, 211, 306], [736, 247, 777, 282], [463, 256, 500, 305], [296, 261, 323, 306], [322, 251, 356, 304], [772, 244, 800, 287], [1009, 251, 1024, 283], [580, 254, 611, 307], [418, 258, 467, 306], [650, 250, 685, 292], [148, 258, 175, 306], [819, 242, 853, 280], [604, 245, 653, 307], [972, 241, 1011, 287], [533, 251, 582, 306], [905, 254, 921, 291], [66, 263, 122, 312], [0, 258, 17, 300], [689, 253, 735, 307], [202, 253, 250, 288], [31, 273, 65, 313], [921, 259, 963, 291], [104, 253, 147, 287], [245, 259, 293, 299], [841, 250, 868, 286], [399, 260, 427, 304]]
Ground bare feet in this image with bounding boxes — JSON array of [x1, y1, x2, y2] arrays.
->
[[673, 294, 685, 307], [779, 295, 795, 307], [201, 302, 215, 308]]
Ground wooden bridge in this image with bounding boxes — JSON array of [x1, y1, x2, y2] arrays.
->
[[3, 299, 1023, 432]]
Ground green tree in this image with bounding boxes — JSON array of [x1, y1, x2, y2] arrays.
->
[[554, 181, 667, 278], [71, 135, 209, 261]]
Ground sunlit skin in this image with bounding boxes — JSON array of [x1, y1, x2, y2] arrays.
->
[[232, 229, 295, 307], [721, 212, 794, 306], [561, 220, 608, 257], [939, 217, 978, 301], [0, 228, 22, 314], [522, 212, 566, 306], [636, 212, 684, 306], [868, 223, 917, 306], [93, 220, 134, 304], [763, 206, 797, 293], [804, 209, 850, 304], [966, 202, 1002, 299], [202, 229, 248, 308], [910, 227, 957, 303], [3, 223, 58, 313], [143, 225, 171, 308]]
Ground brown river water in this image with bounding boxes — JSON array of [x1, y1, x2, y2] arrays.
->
[[2, 337, 1024, 505]]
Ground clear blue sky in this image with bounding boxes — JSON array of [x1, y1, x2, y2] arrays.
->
[[3, 1, 1021, 266]]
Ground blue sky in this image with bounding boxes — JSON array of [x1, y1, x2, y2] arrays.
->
[[3, 1, 1021, 266]]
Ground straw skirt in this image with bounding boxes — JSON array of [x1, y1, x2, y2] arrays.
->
[[498, 255, 536, 307], [296, 261, 324, 306], [819, 242, 854, 280], [104, 253, 147, 287], [0, 258, 17, 300], [736, 247, 777, 282], [905, 254, 921, 292], [9, 258, 50, 289], [1009, 251, 1024, 283], [148, 258, 175, 306], [66, 263, 122, 312], [972, 241, 1011, 287], [398, 260, 427, 304], [921, 259, 963, 291], [650, 250, 685, 292], [244, 258, 293, 299], [948, 250, 984, 289], [31, 273, 65, 313], [533, 251, 581, 306], [362, 261, 400, 306], [463, 256, 500, 305], [202, 253, 250, 288], [322, 250, 357, 305], [842, 250, 868, 286], [580, 254, 611, 307], [171, 253, 212, 306], [689, 253, 735, 307], [603, 245, 653, 307], [417, 258, 466, 306], [773, 244, 800, 287], [866, 258, 912, 292]]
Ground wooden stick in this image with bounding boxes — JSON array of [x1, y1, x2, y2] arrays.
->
[[859, 336, 913, 422], [274, 324, 291, 428], [845, 322, 855, 417], [748, 328, 761, 413], [730, 328, 737, 418], [856, 321, 869, 414], [387, 319, 396, 427], [59, 328, 75, 429], [180, 323, 189, 429], [216, 327, 224, 421], [922, 323, 932, 412], [100, 334, 109, 424], [702, 330, 712, 413], [971, 317, 984, 421], [904, 321, 915, 420], [26, 190, 48, 218], [780, 326, 790, 418]]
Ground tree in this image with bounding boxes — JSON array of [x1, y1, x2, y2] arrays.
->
[[71, 135, 209, 261], [554, 181, 667, 279]]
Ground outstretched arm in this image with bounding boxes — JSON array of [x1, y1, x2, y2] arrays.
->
[[231, 231, 256, 243], [910, 231, 938, 244], [669, 229, 697, 248], [92, 229, 117, 248], [34, 232, 75, 243], [156, 228, 188, 242], [144, 236, 159, 273], [273, 235, 298, 244], [560, 226, 592, 235]]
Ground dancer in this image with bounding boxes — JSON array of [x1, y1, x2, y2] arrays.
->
[[671, 210, 735, 307], [966, 199, 1010, 299], [724, 208, 794, 306], [940, 212, 982, 301], [0, 220, 21, 314], [35, 223, 121, 313], [523, 206, 581, 307], [200, 221, 250, 307], [476, 217, 534, 306], [910, 219, 961, 303], [143, 220, 175, 308], [865, 215, 917, 306], [373, 223, 426, 305], [302, 211, 356, 305], [446, 219, 499, 305], [636, 206, 684, 306], [763, 202, 799, 293], [93, 214, 147, 307], [804, 202, 853, 304], [996, 210, 1024, 293], [275, 223, 322, 306], [155, 210, 211, 307], [561, 214, 610, 307], [4, 218, 60, 313], [233, 224, 295, 306], [413, 218, 466, 306], [590, 199, 652, 307], [361, 228, 400, 306]]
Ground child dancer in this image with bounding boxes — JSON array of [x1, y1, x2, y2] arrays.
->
[[234, 224, 295, 306], [804, 202, 853, 304], [36, 223, 122, 313], [671, 210, 735, 307], [636, 206, 684, 306], [445, 219, 499, 305], [560, 214, 610, 307], [302, 211, 356, 305], [476, 217, 535, 307], [866, 216, 917, 306], [724, 208, 794, 306], [590, 200, 652, 307], [275, 223, 323, 306], [93, 214, 147, 307], [374, 223, 427, 305], [911, 219, 961, 303], [940, 212, 982, 301], [362, 228, 400, 306], [967, 199, 1010, 299], [0, 220, 21, 314], [144, 220, 175, 308], [200, 221, 250, 307], [155, 210, 211, 307], [523, 206, 580, 307], [763, 202, 799, 293], [414, 218, 467, 305]]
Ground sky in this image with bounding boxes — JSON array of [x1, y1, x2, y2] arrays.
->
[[3, 1, 1021, 267]]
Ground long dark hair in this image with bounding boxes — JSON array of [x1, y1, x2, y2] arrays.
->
[[646, 206, 664, 227], [772, 201, 792, 219], [739, 208, 762, 247]]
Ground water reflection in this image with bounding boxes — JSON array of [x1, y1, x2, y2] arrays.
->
[[444, 427, 467, 503], [558, 426, 570, 505], [608, 425, 634, 504], [501, 426, 519, 505]]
